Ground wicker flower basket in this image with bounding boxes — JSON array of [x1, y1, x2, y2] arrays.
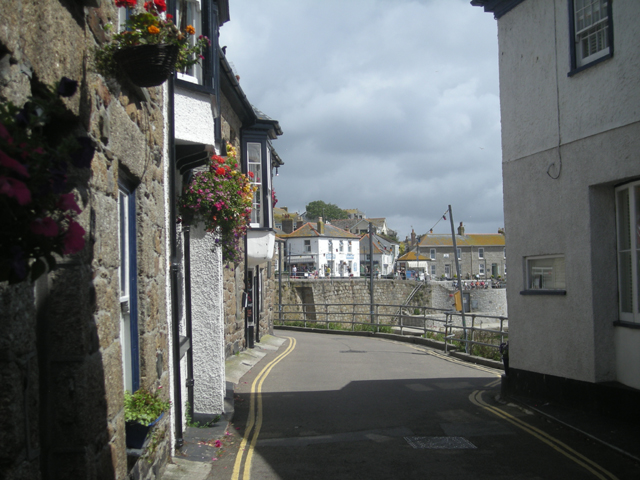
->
[[113, 43, 179, 88]]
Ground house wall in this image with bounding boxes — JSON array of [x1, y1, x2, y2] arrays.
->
[[424, 245, 505, 280], [497, 0, 640, 387], [0, 1, 170, 478], [286, 237, 360, 277]]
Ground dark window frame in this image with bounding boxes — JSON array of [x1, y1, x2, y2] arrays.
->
[[568, 0, 614, 77]]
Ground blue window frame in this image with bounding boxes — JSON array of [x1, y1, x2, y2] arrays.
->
[[119, 178, 140, 392]]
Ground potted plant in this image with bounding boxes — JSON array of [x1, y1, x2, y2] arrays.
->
[[95, 0, 210, 87], [0, 77, 93, 284], [124, 388, 171, 449], [178, 144, 256, 264], [499, 342, 509, 375]]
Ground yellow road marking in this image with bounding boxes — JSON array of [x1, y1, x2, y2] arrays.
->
[[470, 390, 619, 480], [231, 337, 296, 480]]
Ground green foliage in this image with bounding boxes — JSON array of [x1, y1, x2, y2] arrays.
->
[[185, 402, 220, 428], [124, 388, 170, 426], [305, 200, 348, 221]]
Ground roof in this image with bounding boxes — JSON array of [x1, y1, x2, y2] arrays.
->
[[398, 251, 429, 261], [280, 222, 360, 239], [359, 233, 398, 254], [470, 0, 526, 19], [419, 233, 505, 247]]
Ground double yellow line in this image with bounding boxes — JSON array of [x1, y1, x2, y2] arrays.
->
[[232, 337, 296, 480], [470, 390, 619, 480]]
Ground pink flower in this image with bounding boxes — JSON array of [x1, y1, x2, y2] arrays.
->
[[30, 217, 59, 237], [0, 150, 29, 177], [57, 193, 82, 214], [0, 176, 31, 205], [62, 219, 85, 254], [214, 440, 222, 448]]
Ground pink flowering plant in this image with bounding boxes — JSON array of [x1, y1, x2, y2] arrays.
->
[[179, 144, 256, 264], [0, 77, 93, 284], [96, 0, 211, 76]]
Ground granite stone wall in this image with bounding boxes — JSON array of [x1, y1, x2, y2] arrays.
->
[[0, 1, 170, 478]]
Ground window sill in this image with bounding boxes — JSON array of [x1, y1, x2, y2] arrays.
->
[[520, 289, 566, 296], [613, 320, 640, 330], [568, 52, 612, 77]]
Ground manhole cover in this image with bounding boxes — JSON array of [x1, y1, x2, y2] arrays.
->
[[404, 436, 477, 449]]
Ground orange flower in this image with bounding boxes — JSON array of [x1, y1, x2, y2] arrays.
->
[[186, 25, 196, 35], [148, 25, 160, 34]]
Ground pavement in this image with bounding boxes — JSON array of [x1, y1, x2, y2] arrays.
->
[[160, 331, 640, 479], [160, 335, 286, 480]]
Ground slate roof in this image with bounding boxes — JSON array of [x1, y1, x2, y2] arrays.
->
[[398, 251, 429, 261], [279, 222, 360, 239], [418, 233, 505, 247]]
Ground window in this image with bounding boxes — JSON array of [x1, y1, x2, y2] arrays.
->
[[570, 0, 612, 72], [118, 179, 139, 393], [479, 263, 485, 276], [478, 248, 484, 259], [304, 240, 311, 253], [176, 0, 203, 82], [339, 241, 344, 253], [348, 241, 352, 253], [526, 256, 566, 290], [616, 182, 640, 323], [430, 248, 436, 260], [431, 264, 436, 276], [247, 142, 262, 227]]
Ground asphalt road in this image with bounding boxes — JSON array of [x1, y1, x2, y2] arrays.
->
[[209, 331, 640, 480]]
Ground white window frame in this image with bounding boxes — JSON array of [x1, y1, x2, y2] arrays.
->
[[304, 240, 311, 253], [176, 0, 204, 84], [430, 248, 436, 260], [571, 0, 612, 69], [615, 181, 640, 323], [478, 248, 484, 259], [247, 142, 262, 228], [339, 241, 344, 253], [479, 263, 485, 276], [430, 264, 436, 276]]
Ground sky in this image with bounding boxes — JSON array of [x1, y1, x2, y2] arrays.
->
[[219, 0, 502, 241]]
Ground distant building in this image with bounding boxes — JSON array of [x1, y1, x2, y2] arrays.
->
[[280, 220, 361, 277], [418, 224, 505, 280], [359, 233, 400, 276]]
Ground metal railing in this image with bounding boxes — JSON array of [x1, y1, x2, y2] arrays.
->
[[276, 302, 508, 360]]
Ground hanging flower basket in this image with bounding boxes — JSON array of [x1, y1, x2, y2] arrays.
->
[[113, 43, 179, 88]]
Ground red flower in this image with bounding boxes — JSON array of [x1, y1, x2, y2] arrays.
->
[[62, 219, 86, 254], [154, 0, 167, 12], [0, 122, 13, 143], [215, 167, 225, 175], [0, 150, 29, 177], [57, 193, 82, 214], [30, 217, 59, 237], [212, 155, 225, 164], [115, 0, 137, 8], [247, 171, 254, 179], [0, 176, 31, 205]]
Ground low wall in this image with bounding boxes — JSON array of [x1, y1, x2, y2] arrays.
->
[[277, 279, 507, 324]]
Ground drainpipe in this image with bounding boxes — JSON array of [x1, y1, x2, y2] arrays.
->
[[369, 223, 374, 323], [183, 223, 194, 424], [167, 0, 183, 448]]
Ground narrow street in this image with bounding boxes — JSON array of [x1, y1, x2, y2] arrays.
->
[[208, 331, 639, 480]]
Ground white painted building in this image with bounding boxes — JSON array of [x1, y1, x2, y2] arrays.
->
[[473, 0, 640, 416], [281, 221, 361, 277]]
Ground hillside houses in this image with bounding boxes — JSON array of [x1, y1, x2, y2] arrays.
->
[[359, 233, 400, 277]]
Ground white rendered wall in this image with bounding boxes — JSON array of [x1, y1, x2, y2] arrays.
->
[[190, 225, 225, 415], [497, 1, 640, 386], [174, 87, 216, 145]]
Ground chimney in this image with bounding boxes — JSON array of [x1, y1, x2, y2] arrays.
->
[[411, 229, 416, 246], [282, 218, 293, 234], [498, 227, 505, 235], [317, 216, 325, 234], [295, 220, 304, 230], [458, 222, 465, 236]]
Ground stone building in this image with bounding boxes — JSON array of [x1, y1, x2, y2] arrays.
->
[[418, 224, 506, 280], [1, 1, 170, 478], [472, 0, 640, 418], [0, 0, 283, 478]]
